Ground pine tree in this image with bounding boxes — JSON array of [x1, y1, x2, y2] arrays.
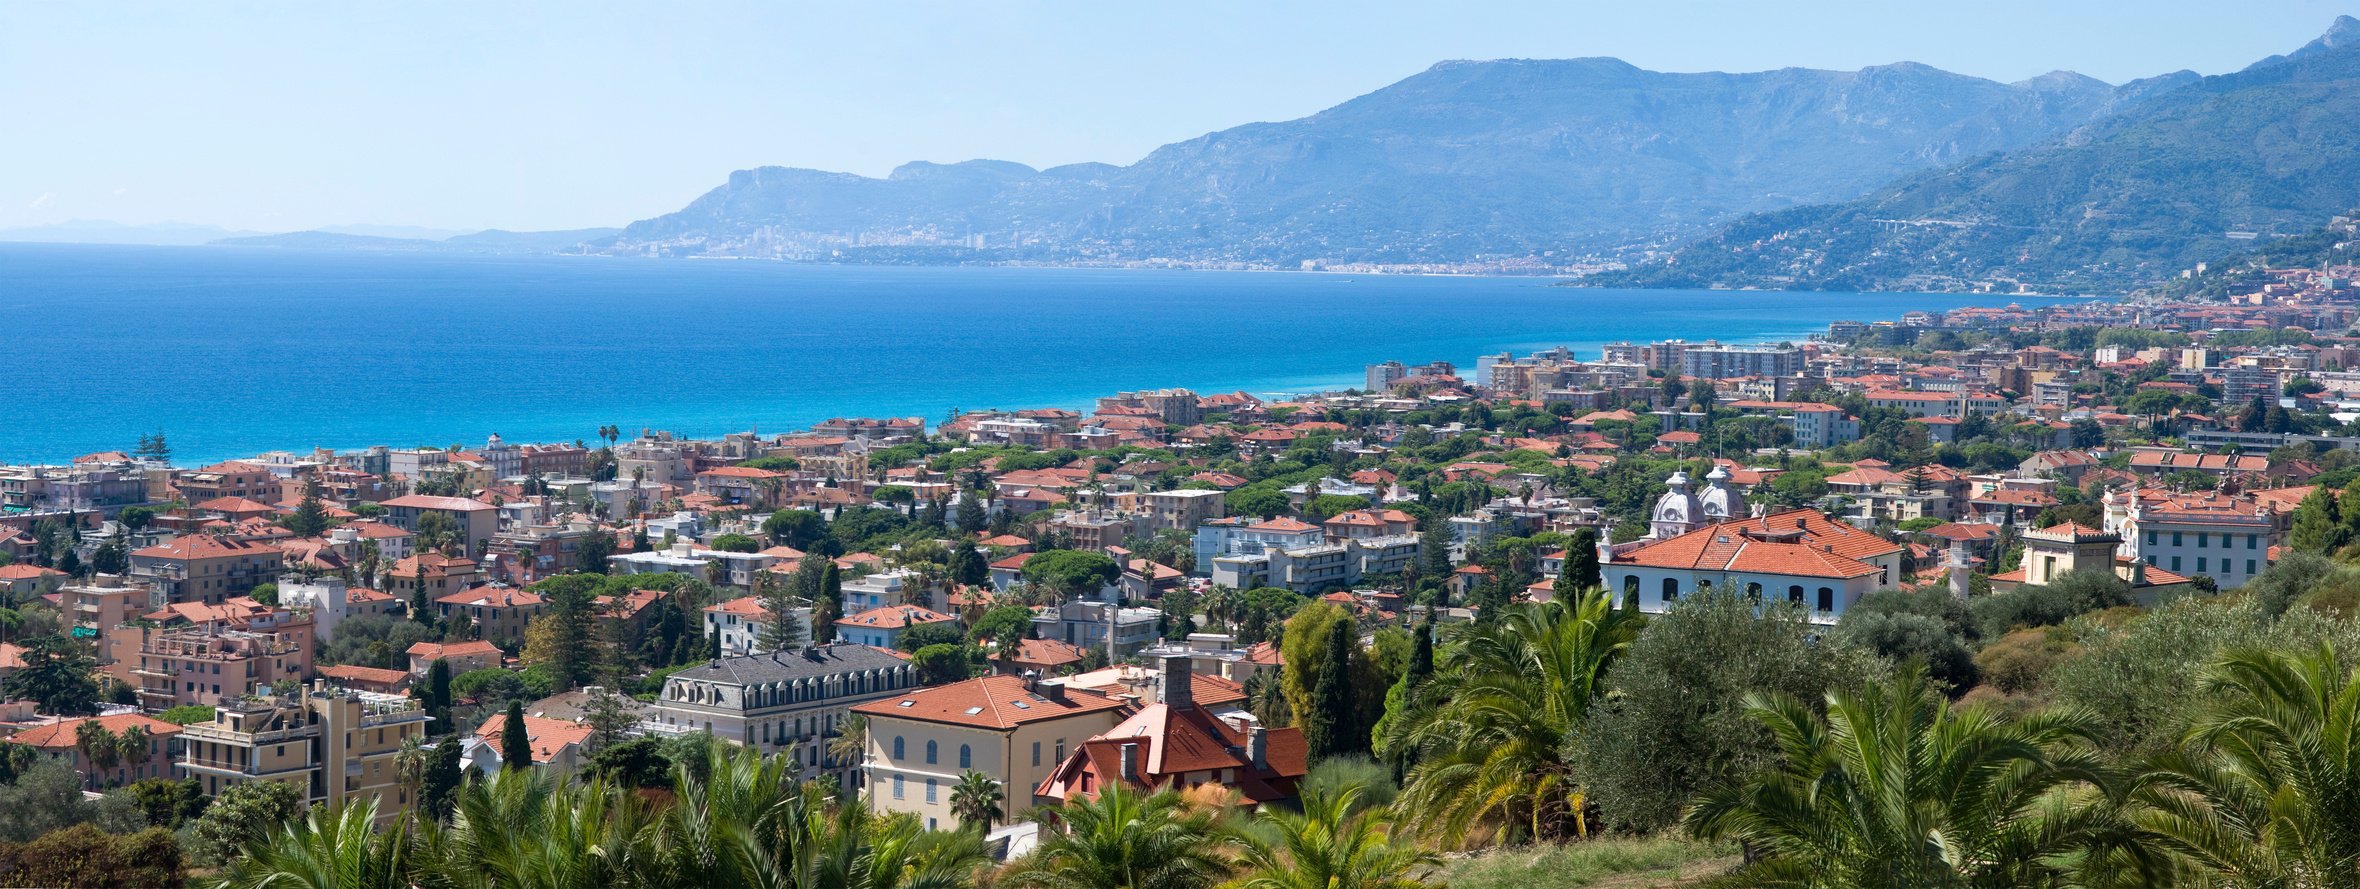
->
[[956, 495, 987, 533], [1419, 522, 1454, 579], [286, 476, 330, 538], [522, 584, 598, 690], [2291, 485, 2346, 555], [758, 574, 806, 652], [500, 700, 530, 771]]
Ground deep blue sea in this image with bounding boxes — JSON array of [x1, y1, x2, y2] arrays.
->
[[0, 244, 2074, 464]]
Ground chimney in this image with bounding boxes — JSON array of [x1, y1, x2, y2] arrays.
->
[[1037, 678, 1068, 703], [1022, 669, 1041, 693], [1117, 743, 1138, 782], [1158, 653, 1193, 709], [1247, 725, 1268, 771]]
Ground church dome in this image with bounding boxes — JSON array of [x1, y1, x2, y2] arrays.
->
[[1650, 470, 1706, 539], [1698, 465, 1739, 521]]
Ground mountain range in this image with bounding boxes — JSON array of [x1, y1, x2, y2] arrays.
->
[[606, 58, 2181, 265], [21, 19, 2360, 292], [1597, 16, 2360, 293]]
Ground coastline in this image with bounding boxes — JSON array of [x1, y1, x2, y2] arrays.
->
[[0, 244, 2082, 466]]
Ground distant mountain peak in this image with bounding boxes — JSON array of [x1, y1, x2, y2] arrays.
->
[[2243, 15, 2360, 71]]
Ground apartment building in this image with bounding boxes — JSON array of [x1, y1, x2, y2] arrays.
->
[[1209, 535, 1420, 594], [647, 644, 918, 786], [1678, 344, 1802, 380], [174, 461, 276, 504], [177, 681, 430, 828], [379, 495, 499, 558], [1192, 517, 1325, 571], [128, 535, 283, 606], [857, 674, 1131, 830], [127, 604, 315, 711]]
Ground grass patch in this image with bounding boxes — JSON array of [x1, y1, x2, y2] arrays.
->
[[1438, 835, 1736, 889]]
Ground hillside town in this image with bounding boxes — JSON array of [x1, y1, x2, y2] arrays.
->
[[11, 281, 2360, 881]]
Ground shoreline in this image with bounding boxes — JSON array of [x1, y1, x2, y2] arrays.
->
[[0, 246, 2084, 466]]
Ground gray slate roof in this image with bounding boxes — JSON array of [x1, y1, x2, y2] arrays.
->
[[677, 643, 909, 686]]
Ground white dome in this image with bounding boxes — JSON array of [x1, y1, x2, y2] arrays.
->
[[1698, 465, 1738, 521], [1650, 470, 1706, 539]]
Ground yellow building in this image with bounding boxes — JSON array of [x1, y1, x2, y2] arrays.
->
[[176, 680, 430, 828], [855, 674, 1130, 831]]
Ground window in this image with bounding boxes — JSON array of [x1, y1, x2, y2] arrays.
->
[[2172, 557, 2182, 571], [1745, 582, 1762, 600], [893, 775, 904, 799], [925, 740, 937, 765], [2173, 532, 2183, 546], [2145, 531, 2156, 546], [1787, 585, 1804, 603], [1623, 576, 1640, 599], [1816, 588, 1834, 612], [1661, 577, 1679, 602], [1055, 740, 1065, 763], [959, 744, 972, 769], [2249, 534, 2260, 550], [893, 737, 905, 760], [1032, 742, 1041, 767], [925, 778, 937, 803], [2248, 559, 2258, 575], [2197, 558, 2207, 573], [2197, 533, 2208, 549]]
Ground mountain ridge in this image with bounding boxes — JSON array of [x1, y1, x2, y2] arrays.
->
[[1591, 17, 2360, 294], [603, 55, 2159, 265]]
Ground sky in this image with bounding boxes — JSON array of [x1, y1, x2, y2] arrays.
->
[[3, 1, 2352, 233]]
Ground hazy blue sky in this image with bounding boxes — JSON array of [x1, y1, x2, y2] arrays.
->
[[4, 1, 2351, 232]]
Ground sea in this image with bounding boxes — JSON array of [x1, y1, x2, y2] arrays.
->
[[0, 243, 2081, 465]]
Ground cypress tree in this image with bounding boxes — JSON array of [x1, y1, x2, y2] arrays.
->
[[1405, 618, 1434, 690], [1567, 528, 1602, 590], [424, 658, 452, 734], [2291, 485, 2345, 555], [500, 700, 530, 771], [1303, 617, 1359, 760]]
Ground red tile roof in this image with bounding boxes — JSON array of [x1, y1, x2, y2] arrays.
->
[[475, 713, 593, 761], [13, 713, 181, 749], [853, 674, 1128, 729]]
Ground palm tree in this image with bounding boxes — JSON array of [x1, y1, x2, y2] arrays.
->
[[1226, 785, 1434, 889], [118, 723, 152, 774], [74, 720, 118, 785], [1007, 784, 1230, 889], [949, 771, 1003, 833], [1389, 590, 1639, 847], [828, 713, 868, 769], [1684, 667, 2138, 889], [416, 766, 663, 889], [2134, 643, 2360, 888], [656, 742, 982, 889], [393, 735, 430, 811], [213, 798, 411, 889]]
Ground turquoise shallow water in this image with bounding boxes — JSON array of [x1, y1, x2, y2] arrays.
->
[[0, 244, 2073, 464]]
